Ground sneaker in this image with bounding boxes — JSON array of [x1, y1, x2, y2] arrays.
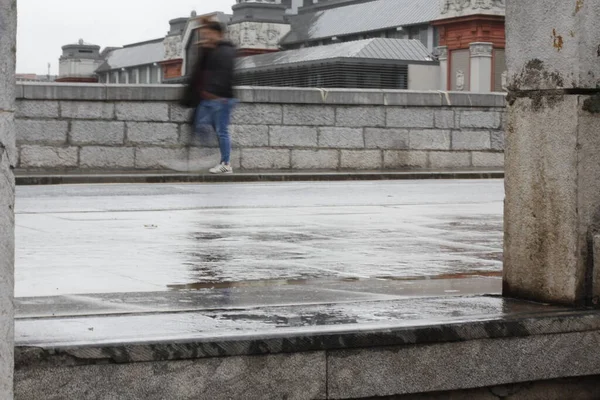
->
[[209, 163, 233, 174]]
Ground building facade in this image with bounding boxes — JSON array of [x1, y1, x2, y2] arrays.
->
[[56, 39, 103, 83], [58, 0, 506, 92], [433, 0, 506, 92]]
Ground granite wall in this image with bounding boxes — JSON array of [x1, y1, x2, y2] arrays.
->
[[0, 0, 17, 398], [15, 84, 506, 171]]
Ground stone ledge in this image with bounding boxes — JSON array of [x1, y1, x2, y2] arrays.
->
[[14, 307, 599, 366], [16, 83, 507, 107], [14, 169, 504, 185], [13, 309, 600, 399]]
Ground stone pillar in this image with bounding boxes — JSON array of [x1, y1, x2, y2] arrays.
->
[[504, 0, 600, 305], [469, 42, 493, 93], [438, 46, 448, 91], [0, 0, 16, 398]]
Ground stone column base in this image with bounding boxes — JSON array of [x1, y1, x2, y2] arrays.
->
[[505, 93, 600, 305]]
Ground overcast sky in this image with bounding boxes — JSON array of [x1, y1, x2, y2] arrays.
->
[[17, 0, 233, 74]]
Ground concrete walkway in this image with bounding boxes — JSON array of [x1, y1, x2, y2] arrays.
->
[[15, 179, 504, 346]]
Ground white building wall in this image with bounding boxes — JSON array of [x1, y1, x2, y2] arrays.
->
[[58, 59, 102, 78], [408, 64, 440, 91]]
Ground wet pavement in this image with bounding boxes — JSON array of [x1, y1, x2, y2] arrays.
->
[[14, 180, 506, 346]]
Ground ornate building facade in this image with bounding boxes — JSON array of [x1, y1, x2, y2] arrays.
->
[[60, 0, 506, 92], [433, 0, 506, 92]]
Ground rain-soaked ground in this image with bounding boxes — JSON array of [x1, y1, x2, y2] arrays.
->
[[14, 180, 512, 346]]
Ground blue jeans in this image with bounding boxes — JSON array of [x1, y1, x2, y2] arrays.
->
[[194, 99, 236, 164]]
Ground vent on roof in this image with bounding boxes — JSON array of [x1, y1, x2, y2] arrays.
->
[[234, 61, 408, 89]]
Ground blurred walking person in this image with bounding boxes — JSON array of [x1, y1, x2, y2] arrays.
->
[[182, 17, 237, 174]]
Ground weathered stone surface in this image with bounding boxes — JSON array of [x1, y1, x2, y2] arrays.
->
[[385, 91, 443, 107], [0, 155, 13, 400], [452, 131, 491, 150], [429, 152, 471, 169], [491, 131, 505, 151], [71, 121, 125, 145], [460, 111, 501, 129], [319, 127, 364, 149], [328, 331, 600, 399], [383, 151, 428, 169], [291, 150, 339, 169], [434, 110, 455, 129], [506, 0, 600, 90], [12, 90, 508, 173], [341, 150, 382, 169], [0, 114, 16, 167], [15, 101, 59, 119], [60, 101, 114, 120], [21, 84, 106, 101], [504, 96, 581, 304], [106, 85, 182, 102], [20, 146, 78, 169], [575, 109, 600, 301], [283, 105, 335, 126], [179, 124, 219, 148], [1, 3, 17, 395], [230, 125, 269, 147], [135, 147, 188, 169], [336, 106, 385, 127], [242, 149, 290, 169], [472, 152, 504, 168], [447, 93, 507, 108], [80, 147, 135, 169], [251, 87, 323, 104], [365, 128, 409, 149], [387, 108, 434, 128], [269, 126, 318, 147], [15, 352, 326, 400], [231, 104, 282, 125], [16, 120, 68, 145], [169, 104, 193, 123], [234, 87, 254, 103], [374, 376, 600, 400], [116, 103, 169, 122], [409, 130, 451, 150], [127, 122, 178, 145], [324, 89, 384, 105]]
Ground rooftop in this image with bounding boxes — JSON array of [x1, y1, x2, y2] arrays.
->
[[281, 0, 441, 45], [96, 39, 164, 72], [236, 38, 435, 71]]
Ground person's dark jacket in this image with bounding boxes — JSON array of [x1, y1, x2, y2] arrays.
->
[[181, 40, 236, 109]]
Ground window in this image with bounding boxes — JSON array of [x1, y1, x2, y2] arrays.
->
[[433, 27, 440, 49], [494, 49, 507, 92], [149, 66, 159, 84]]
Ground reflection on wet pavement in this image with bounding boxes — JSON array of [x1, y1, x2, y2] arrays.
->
[[16, 180, 504, 298], [16, 295, 570, 347], [14, 180, 509, 346]]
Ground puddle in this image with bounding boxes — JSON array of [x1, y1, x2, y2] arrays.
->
[[375, 271, 502, 281], [167, 276, 361, 291], [166, 273, 497, 292]]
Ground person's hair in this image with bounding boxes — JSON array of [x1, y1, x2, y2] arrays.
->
[[199, 16, 224, 34]]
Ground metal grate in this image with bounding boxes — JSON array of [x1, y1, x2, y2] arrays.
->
[[234, 61, 409, 89]]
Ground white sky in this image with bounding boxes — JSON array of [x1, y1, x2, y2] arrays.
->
[[17, 0, 234, 74]]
